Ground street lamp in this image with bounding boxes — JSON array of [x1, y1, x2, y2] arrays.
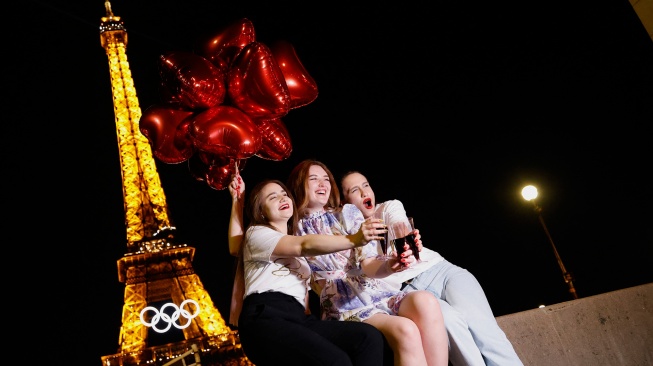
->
[[521, 185, 579, 300]]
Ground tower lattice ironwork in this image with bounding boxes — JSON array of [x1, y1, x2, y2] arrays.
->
[[98, 2, 251, 365]]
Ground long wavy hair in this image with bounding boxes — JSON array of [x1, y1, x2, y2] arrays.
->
[[286, 159, 341, 216], [245, 179, 299, 234]]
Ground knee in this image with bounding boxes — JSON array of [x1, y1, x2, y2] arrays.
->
[[413, 291, 441, 314], [390, 318, 422, 344], [413, 291, 447, 327], [418, 290, 440, 309]]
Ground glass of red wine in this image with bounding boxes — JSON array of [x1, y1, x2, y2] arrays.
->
[[391, 217, 420, 262], [389, 221, 407, 257], [404, 217, 420, 262]]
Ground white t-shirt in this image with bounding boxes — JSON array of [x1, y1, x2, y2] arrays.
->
[[242, 225, 312, 308], [373, 199, 445, 290]]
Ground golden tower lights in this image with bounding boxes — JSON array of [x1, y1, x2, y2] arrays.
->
[[99, 2, 249, 364]]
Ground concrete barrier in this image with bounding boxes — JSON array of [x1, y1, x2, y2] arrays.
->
[[496, 282, 653, 366]]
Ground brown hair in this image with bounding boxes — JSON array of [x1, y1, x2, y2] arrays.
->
[[286, 159, 341, 215], [245, 179, 298, 234]]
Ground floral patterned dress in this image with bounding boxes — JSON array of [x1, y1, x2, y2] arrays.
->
[[296, 204, 408, 321]]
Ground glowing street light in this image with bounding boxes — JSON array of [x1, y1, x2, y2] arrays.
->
[[521, 185, 579, 300]]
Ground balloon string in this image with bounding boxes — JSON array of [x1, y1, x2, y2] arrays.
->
[[234, 160, 242, 199]]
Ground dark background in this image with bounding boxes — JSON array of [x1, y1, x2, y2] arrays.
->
[[19, 0, 653, 364]]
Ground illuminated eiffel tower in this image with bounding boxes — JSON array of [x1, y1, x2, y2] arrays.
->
[[98, 2, 251, 365]]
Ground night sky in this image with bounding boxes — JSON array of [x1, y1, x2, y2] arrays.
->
[[21, 1, 653, 364]]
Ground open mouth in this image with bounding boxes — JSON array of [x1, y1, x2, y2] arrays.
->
[[280, 203, 290, 210], [363, 198, 373, 209]]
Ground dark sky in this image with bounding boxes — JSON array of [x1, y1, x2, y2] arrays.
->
[[21, 0, 653, 364]]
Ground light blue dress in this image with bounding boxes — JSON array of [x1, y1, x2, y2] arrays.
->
[[296, 204, 408, 321]]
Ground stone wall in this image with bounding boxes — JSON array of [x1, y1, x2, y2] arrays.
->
[[496, 282, 653, 366]]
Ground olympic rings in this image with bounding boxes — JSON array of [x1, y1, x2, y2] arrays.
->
[[140, 299, 200, 333]]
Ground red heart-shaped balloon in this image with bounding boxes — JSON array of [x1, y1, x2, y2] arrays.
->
[[228, 42, 291, 119], [203, 18, 256, 68], [270, 40, 318, 109], [205, 158, 247, 190], [159, 52, 226, 110], [139, 104, 195, 163], [197, 151, 230, 167], [254, 118, 292, 161], [206, 162, 233, 190], [189, 105, 262, 159]]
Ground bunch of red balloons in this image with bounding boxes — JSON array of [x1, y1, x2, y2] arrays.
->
[[139, 18, 318, 190]]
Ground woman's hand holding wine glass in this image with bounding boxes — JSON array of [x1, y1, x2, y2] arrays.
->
[[390, 216, 421, 265]]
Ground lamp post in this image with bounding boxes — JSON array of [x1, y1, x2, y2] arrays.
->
[[521, 185, 579, 300]]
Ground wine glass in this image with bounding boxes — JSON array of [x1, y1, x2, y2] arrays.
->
[[404, 217, 420, 262], [372, 206, 389, 258], [390, 217, 420, 262], [389, 221, 409, 258]]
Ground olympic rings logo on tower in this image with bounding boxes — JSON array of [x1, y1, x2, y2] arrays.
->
[[140, 299, 200, 333]]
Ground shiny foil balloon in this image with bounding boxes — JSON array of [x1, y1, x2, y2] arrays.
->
[[270, 40, 318, 109], [198, 152, 248, 170], [159, 52, 226, 110], [228, 42, 291, 119], [206, 158, 248, 190], [139, 105, 195, 163], [141, 18, 322, 188], [206, 162, 234, 190], [188, 105, 262, 159], [197, 150, 229, 167], [203, 18, 256, 67], [254, 118, 292, 161]]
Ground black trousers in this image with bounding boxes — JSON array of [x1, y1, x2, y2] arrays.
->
[[238, 292, 385, 366]]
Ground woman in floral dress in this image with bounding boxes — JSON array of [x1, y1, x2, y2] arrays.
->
[[287, 159, 449, 366]]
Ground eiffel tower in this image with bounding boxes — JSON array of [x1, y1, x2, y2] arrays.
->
[[98, 2, 251, 365]]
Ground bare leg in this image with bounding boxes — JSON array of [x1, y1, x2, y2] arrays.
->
[[398, 290, 449, 366], [365, 312, 428, 366]]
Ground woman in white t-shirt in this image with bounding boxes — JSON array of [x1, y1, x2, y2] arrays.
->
[[227, 173, 386, 366]]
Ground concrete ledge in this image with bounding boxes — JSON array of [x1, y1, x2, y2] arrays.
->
[[496, 282, 653, 366]]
